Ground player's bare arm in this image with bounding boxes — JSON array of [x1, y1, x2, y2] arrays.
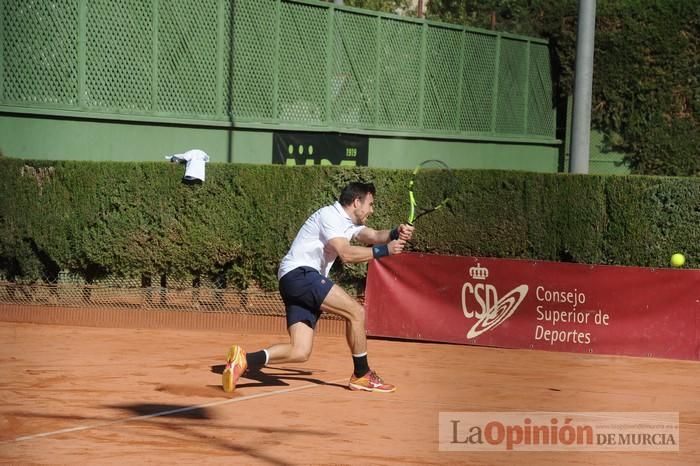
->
[[327, 236, 406, 264], [354, 224, 415, 245]]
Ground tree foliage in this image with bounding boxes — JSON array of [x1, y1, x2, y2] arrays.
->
[[427, 0, 700, 176], [323, 0, 415, 15]]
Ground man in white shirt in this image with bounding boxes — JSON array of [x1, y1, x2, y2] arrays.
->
[[223, 182, 414, 393]]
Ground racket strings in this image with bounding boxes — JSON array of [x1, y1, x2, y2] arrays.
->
[[411, 162, 458, 212]]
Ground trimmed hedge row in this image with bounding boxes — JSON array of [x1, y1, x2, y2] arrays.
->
[[1, 158, 698, 292]]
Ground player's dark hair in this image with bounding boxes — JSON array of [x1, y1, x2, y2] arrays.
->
[[338, 182, 376, 206]]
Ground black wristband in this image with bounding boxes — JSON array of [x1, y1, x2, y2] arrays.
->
[[389, 227, 399, 241], [372, 244, 389, 259]]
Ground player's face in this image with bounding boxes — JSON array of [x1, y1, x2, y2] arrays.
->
[[353, 193, 374, 225]]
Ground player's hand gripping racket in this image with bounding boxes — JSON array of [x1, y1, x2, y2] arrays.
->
[[407, 159, 459, 225]]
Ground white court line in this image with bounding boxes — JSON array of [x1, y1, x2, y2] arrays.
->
[[5, 377, 347, 444]]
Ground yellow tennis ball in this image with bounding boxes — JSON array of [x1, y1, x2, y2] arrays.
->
[[670, 253, 685, 267]]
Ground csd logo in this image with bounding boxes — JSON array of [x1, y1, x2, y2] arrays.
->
[[461, 263, 528, 339]]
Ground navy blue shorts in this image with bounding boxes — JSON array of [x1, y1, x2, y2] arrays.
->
[[278, 266, 334, 329]]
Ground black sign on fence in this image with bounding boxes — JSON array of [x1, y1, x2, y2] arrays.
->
[[272, 132, 368, 167]]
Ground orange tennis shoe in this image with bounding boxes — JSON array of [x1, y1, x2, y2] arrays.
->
[[222, 345, 248, 393], [348, 370, 396, 393]]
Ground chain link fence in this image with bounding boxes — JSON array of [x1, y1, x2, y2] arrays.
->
[[1, 0, 556, 140], [0, 272, 347, 321]]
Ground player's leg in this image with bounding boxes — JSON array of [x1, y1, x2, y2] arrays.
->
[[320, 284, 366, 354], [320, 285, 395, 393], [223, 322, 315, 393], [225, 266, 326, 391], [263, 322, 315, 364]]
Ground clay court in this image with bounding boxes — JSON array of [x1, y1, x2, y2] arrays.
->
[[1, 306, 699, 465]]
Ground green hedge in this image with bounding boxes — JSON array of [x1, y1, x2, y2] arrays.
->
[[1, 158, 698, 292]]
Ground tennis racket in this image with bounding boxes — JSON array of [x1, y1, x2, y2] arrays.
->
[[407, 159, 459, 225]]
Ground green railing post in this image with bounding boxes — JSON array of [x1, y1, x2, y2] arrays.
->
[[272, 0, 281, 121], [417, 22, 428, 130], [78, 0, 87, 108], [491, 35, 501, 134], [1, 0, 7, 102], [524, 40, 531, 135], [151, 0, 160, 112], [215, 0, 225, 118], [373, 15, 381, 129], [0, 0, 7, 103], [455, 29, 466, 134], [324, 5, 334, 125]]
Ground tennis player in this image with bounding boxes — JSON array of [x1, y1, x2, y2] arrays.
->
[[223, 182, 413, 393]]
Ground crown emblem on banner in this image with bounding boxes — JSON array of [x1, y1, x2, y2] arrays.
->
[[469, 263, 488, 280]]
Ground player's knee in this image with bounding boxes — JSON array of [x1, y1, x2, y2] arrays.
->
[[290, 345, 312, 362], [348, 305, 365, 324]]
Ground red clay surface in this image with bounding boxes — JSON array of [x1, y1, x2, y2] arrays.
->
[[1, 315, 699, 464]]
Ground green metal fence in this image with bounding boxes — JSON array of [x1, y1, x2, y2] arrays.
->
[[1, 0, 556, 141]]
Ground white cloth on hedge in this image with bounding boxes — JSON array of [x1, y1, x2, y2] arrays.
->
[[165, 149, 209, 182]]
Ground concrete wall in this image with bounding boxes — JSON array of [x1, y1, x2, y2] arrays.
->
[[0, 113, 560, 171]]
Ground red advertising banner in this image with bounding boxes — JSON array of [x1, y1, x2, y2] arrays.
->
[[365, 253, 700, 360]]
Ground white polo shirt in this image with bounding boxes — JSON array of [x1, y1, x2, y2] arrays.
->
[[278, 201, 366, 279]]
